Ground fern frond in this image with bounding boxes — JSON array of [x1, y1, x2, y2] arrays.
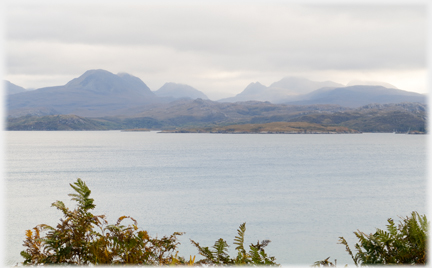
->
[[68, 178, 95, 211], [190, 239, 215, 262], [213, 238, 229, 256], [338, 236, 357, 266], [234, 222, 246, 253]]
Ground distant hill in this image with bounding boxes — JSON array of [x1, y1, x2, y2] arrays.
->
[[5, 80, 26, 95], [7, 114, 110, 130], [7, 69, 163, 117], [154, 82, 208, 100], [284, 85, 426, 108], [218, 77, 343, 103], [285, 102, 427, 133]]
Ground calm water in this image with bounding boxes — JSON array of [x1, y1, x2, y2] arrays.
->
[[5, 131, 427, 265]]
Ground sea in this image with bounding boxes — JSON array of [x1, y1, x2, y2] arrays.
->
[[4, 131, 427, 266]]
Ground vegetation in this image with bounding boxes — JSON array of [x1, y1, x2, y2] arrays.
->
[[20, 179, 277, 265], [191, 223, 277, 265], [314, 211, 428, 266]]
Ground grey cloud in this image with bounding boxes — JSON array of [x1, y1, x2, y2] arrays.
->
[[5, 1, 427, 93]]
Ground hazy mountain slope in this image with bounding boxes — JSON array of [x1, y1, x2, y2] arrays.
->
[[5, 80, 26, 95], [347, 80, 398, 89], [218, 77, 344, 103], [218, 82, 267, 102], [284, 85, 426, 108], [7, 69, 161, 117], [268, 77, 343, 94], [154, 82, 208, 99]]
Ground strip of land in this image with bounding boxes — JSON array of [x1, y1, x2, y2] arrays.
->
[[161, 122, 361, 134]]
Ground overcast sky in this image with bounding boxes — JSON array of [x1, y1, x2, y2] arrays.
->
[[4, 0, 428, 100]]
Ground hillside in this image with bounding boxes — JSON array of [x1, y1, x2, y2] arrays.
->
[[7, 114, 110, 130]]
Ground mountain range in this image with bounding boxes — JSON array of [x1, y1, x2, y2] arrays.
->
[[7, 70, 426, 115], [5, 69, 427, 132], [218, 77, 425, 107]]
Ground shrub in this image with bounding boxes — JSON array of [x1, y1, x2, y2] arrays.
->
[[315, 211, 428, 266], [191, 222, 278, 265], [20, 179, 185, 265], [20, 178, 278, 266]]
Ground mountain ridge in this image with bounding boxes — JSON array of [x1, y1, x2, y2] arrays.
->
[[5, 80, 26, 95]]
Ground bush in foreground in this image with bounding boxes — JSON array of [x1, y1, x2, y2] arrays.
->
[[314, 211, 428, 266], [20, 179, 277, 265]]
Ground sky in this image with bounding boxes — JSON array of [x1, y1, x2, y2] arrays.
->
[[3, 0, 429, 100]]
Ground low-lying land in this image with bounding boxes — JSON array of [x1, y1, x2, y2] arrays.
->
[[6, 101, 426, 133], [121, 128, 151, 132], [162, 122, 360, 134]]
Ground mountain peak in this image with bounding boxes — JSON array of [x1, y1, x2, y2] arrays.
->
[[65, 69, 117, 88], [65, 69, 153, 96], [239, 81, 267, 95]]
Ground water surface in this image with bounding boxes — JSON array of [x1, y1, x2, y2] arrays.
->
[[6, 131, 427, 265]]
